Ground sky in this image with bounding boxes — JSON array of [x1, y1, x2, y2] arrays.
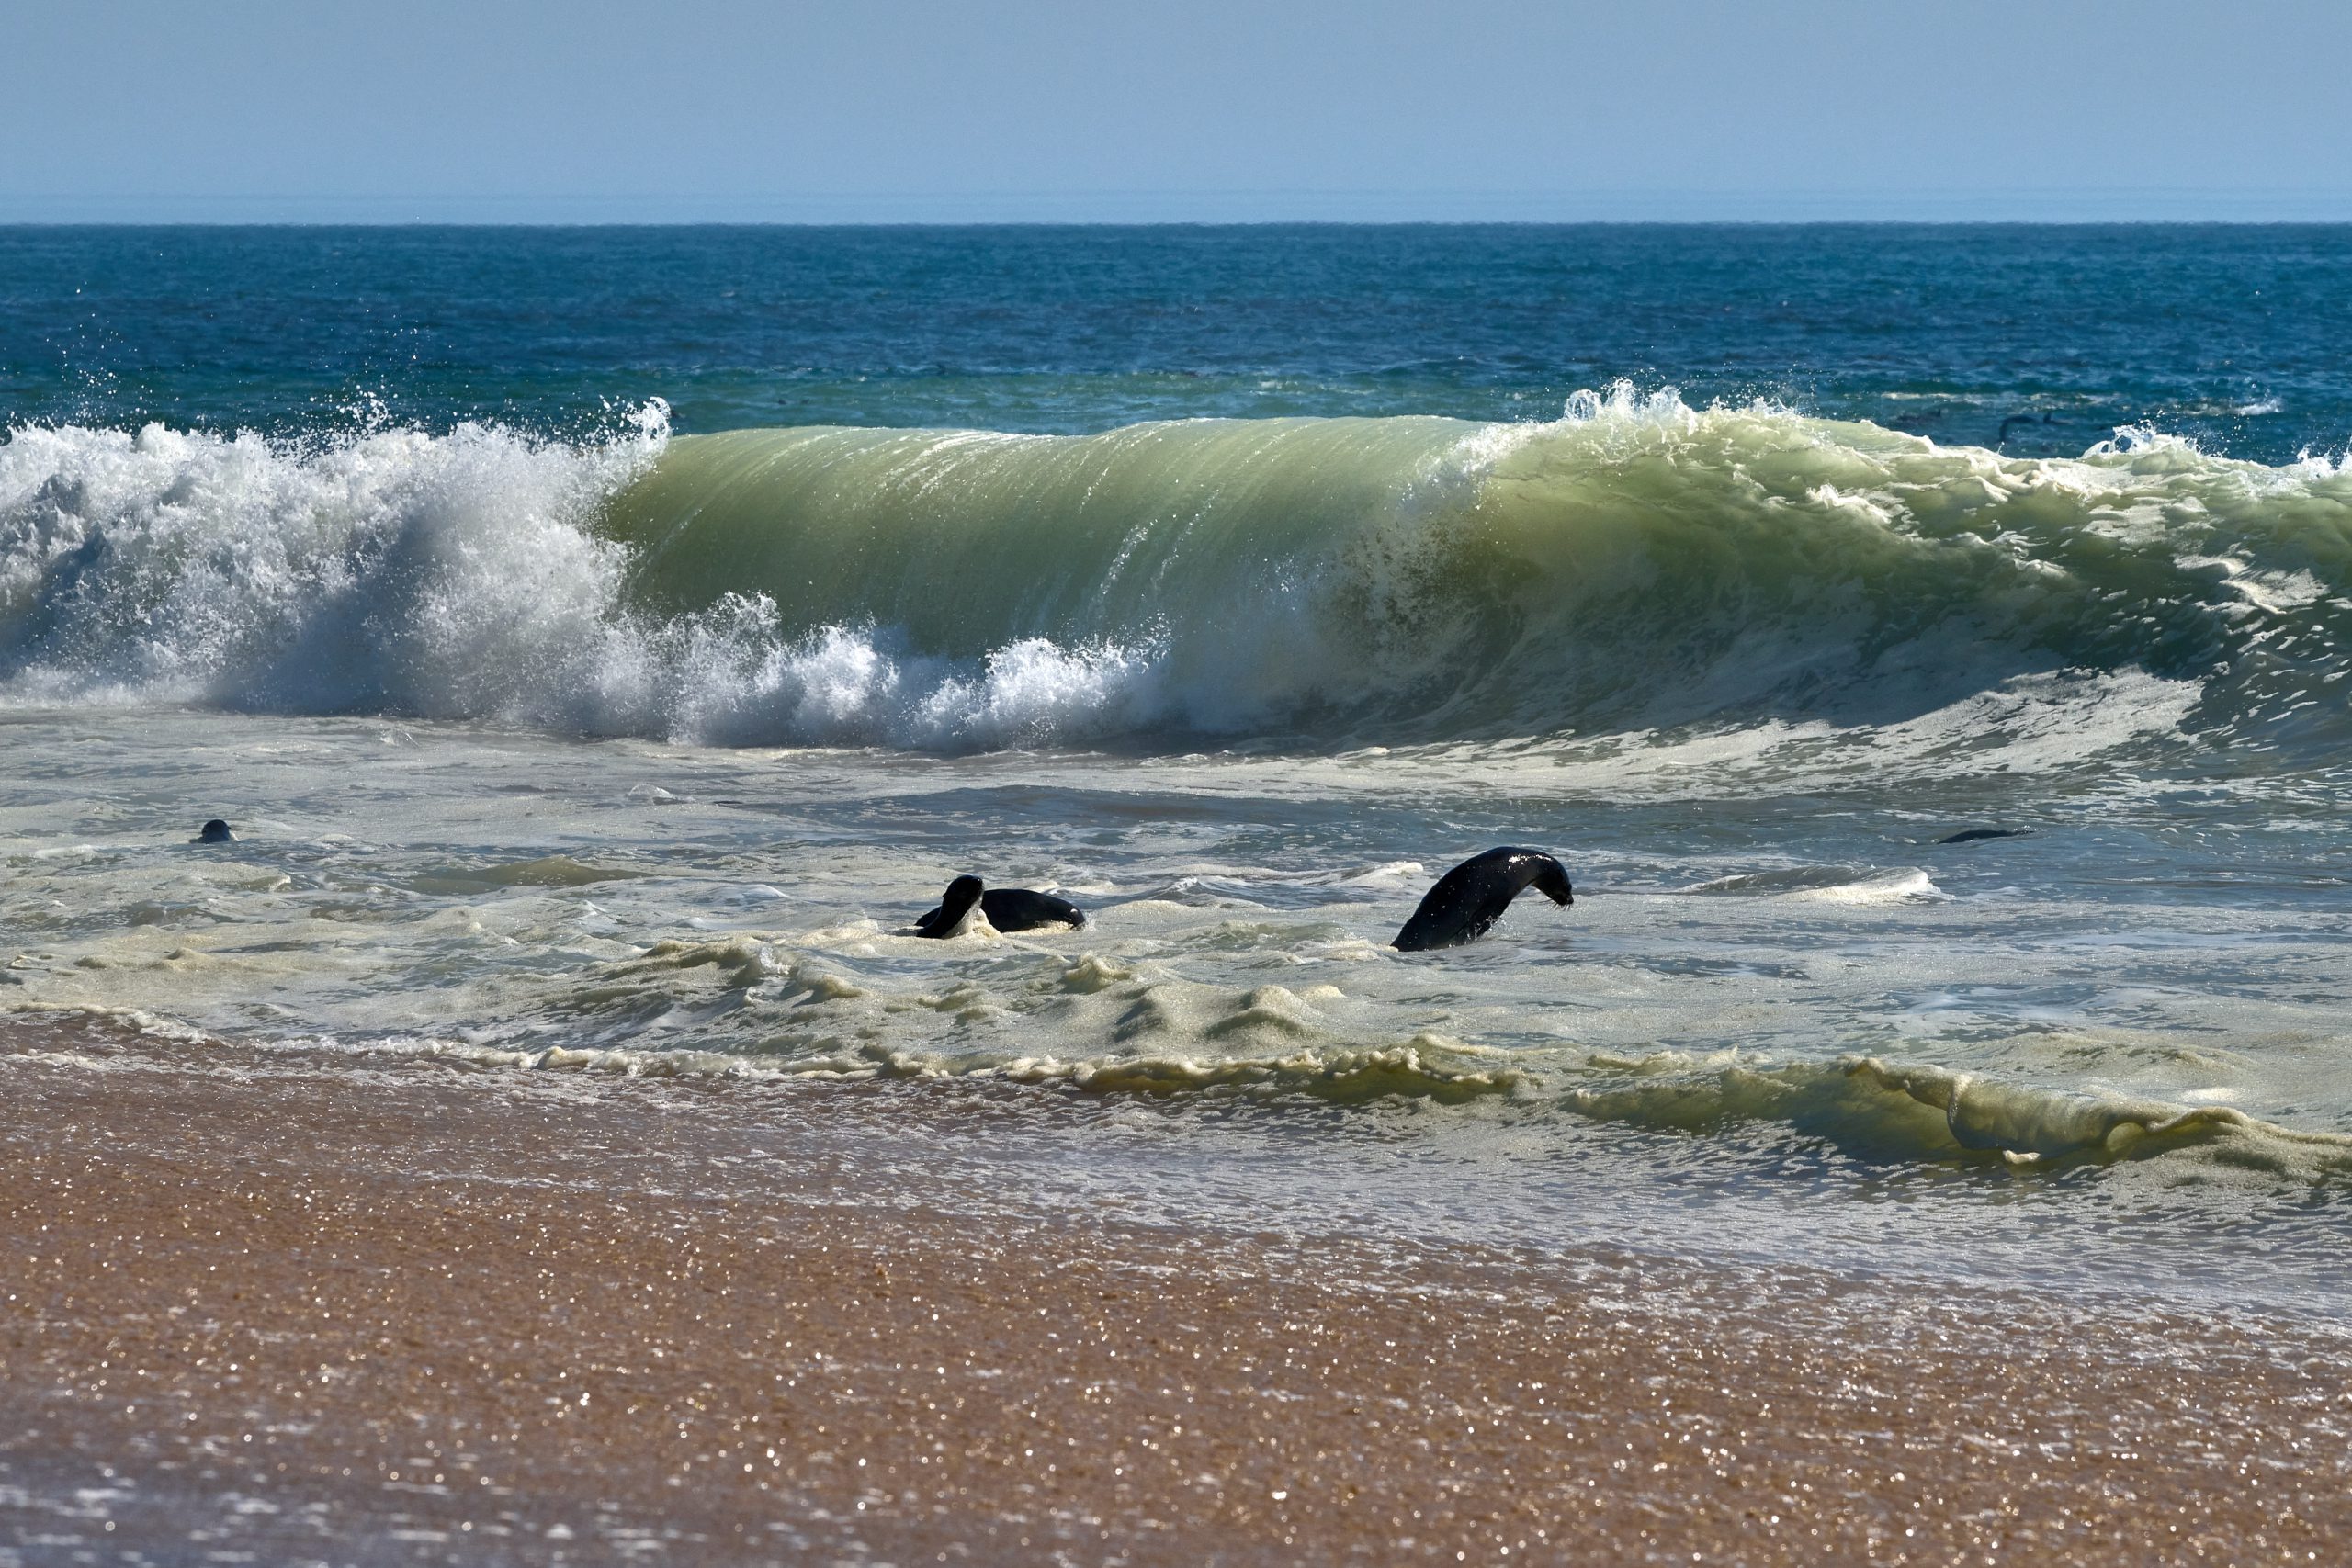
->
[[6, 0, 2350, 222]]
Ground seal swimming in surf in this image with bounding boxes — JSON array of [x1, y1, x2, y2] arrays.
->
[[194, 819, 236, 844], [913, 875, 1087, 938], [1393, 847, 1573, 952], [1938, 828, 2026, 845]]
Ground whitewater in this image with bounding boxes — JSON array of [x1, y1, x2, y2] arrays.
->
[[3, 224, 2349, 1317], [9, 388, 2351, 756]]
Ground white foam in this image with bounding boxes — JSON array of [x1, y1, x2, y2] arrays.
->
[[0, 415, 1178, 751], [0, 413, 662, 717], [1792, 868, 1939, 904]]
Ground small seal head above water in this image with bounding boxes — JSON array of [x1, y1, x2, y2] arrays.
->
[[913, 877, 1088, 939], [1393, 847, 1573, 953], [194, 819, 236, 844]]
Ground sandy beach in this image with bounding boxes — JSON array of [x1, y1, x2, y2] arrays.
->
[[0, 1010, 2342, 1566]]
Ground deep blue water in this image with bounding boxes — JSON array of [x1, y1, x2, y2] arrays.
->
[[4, 223, 2349, 458]]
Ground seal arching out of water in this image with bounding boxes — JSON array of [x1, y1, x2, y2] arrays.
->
[[1393, 847, 1573, 952], [914, 876, 1087, 938]]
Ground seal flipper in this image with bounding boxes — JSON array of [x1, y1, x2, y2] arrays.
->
[[914, 875, 987, 939], [1394, 846, 1573, 953], [979, 887, 1086, 932]]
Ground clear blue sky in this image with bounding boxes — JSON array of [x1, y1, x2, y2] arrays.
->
[[6, 0, 2349, 222]]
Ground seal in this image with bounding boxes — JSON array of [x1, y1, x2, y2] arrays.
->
[[1937, 829, 2025, 845], [914, 876, 1086, 938], [1393, 847, 1572, 952], [194, 819, 236, 844], [974, 887, 1089, 932], [914, 875, 987, 938]]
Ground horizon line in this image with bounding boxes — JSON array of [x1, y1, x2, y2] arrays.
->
[[7, 187, 2352, 227]]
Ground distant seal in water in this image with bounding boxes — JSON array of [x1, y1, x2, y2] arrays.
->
[[1393, 847, 1573, 952], [914, 876, 1087, 938], [1938, 828, 2026, 845], [194, 819, 236, 844]]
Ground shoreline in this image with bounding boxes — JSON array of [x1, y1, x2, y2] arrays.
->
[[3, 1010, 2344, 1564]]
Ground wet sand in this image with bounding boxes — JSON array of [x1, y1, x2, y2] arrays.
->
[[2, 1011, 2345, 1566]]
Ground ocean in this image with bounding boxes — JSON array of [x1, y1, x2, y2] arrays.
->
[[5, 223, 2349, 1316]]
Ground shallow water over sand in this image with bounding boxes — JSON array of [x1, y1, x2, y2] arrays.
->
[[12, 1018, 2346, 1566], [7, 706, 2348, 1315]]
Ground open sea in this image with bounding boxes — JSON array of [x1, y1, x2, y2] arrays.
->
[[5, 224, 2351, 1315]]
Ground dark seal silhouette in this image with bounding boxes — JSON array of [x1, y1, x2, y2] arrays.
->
[[1937, 828, 2026, 845], [1393, 847, 1574, 952], [194, 819, 236, 844], [914, 875, 1086, 938]]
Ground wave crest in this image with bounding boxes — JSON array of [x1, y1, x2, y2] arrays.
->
[[1565, 1051, 2352, 1179], [7, 394, 2352, 756]]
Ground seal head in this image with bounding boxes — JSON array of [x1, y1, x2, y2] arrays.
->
[[914, 875, 988, 939], [1393, 847, 1572, 953], [195, 819, 236, 844]]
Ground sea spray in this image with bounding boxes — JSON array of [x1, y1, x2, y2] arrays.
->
[[0, 410, 668, 719]]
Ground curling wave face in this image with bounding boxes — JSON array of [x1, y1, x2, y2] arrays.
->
[[6, 387, 2352, 758]]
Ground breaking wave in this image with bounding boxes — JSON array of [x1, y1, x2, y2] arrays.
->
[[6, 387, 2351, 758], [59, 998, 2343, 1183], [1562, 1050, 2352, 1180]]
